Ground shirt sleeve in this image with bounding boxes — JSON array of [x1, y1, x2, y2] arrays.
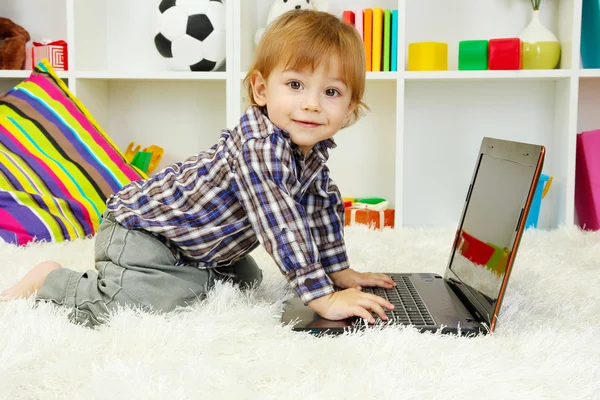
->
[[231, 137, 335, 305], [302, 167, 350, 275]]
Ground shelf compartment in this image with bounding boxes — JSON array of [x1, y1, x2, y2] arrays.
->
[[405, 0, 572, 70], [239, 0, 399, 74], [1, 0, 68, 46], [74, 0, 228, 74], [403, 79, 571, 228], [327, 81, 398, 207], [74, 79, 227, 173]]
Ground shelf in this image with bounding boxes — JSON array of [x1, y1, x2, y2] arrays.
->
[[0, 70, 70, 79], [0, 0, 587, 229], [75, 71, 227, 81], [366, 72, 399, 80], [579, 69, 600, 79], [404, 69, 571, 82]]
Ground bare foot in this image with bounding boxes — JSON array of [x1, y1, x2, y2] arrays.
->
[[1, 261, 62, 300]]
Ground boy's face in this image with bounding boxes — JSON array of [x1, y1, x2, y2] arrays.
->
[[251, 56, 356, 155]]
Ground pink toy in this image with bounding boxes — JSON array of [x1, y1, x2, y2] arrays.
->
[[575, 129, 600, 230]]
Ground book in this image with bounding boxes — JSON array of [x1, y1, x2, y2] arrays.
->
[[391, 9, 398, 71], [364, 8, 373, 72], [383, 9, 391, 72], [354, 8, 364, 40], [372, 8, 384, 71], [342, 10, 355, 25]]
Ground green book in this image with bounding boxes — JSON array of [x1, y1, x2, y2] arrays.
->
[[383, 9, 391, 72]]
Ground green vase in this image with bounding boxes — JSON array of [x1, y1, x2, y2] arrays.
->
[[519, 9, 561, 69]]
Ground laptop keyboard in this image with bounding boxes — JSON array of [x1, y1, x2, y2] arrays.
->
[[360, 275, 436, 326]]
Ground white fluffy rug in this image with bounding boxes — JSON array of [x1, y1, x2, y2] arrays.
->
[[1, 224, 599, 399]]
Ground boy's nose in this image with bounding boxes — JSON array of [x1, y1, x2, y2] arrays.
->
[[302, 93, 321, 112]]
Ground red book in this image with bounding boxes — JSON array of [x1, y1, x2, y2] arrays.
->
[[342, 10, 355, 25]]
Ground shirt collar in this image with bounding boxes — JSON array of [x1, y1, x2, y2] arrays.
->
[[245, 105, 336, 163]]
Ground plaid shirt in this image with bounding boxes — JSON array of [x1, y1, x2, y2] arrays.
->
[[105, 105, 349, 304]]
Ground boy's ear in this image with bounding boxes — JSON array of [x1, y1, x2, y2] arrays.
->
[[250, 71, 268, 107], [347, 101, 357, 117]]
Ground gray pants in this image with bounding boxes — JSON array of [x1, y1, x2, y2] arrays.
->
[[36, 213, 262, 328]]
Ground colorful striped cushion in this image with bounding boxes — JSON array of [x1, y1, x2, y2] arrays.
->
[[0, 60, 145, 245]]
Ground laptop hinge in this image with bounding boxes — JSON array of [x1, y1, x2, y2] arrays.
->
[[447, 279, 488, 325]]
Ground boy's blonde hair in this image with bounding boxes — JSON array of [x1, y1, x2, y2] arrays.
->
[[244, 9, 369, 128]]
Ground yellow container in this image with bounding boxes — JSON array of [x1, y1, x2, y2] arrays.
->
[[408, 42, 448, 71]]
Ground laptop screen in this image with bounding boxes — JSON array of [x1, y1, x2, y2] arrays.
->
[[444, 143, 541, 326]]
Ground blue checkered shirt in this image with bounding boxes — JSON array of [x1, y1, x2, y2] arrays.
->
[[105, 105, 349, 304]]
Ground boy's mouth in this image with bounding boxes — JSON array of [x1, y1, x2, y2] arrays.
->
[[293, 119, 322, 128]]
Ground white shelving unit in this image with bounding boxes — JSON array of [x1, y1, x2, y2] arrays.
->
[[0, 0, 593, 230]]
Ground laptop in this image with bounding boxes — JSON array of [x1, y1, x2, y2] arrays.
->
[[281, 137, 545, 336]]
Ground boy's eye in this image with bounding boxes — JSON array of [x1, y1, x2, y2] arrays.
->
[[325, 88, 341, 97], [288, 81, 303, 90]]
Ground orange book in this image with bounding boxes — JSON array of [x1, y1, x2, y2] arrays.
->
[[364, 8, 373, 72], [372, 7, 384, 71]]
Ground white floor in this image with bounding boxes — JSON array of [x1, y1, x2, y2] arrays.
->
[[0, 224, 598, 399]]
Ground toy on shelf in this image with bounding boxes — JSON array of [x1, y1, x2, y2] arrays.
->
[[30, 40, 68, 71], [458, 40, 488, 71], [488, 38, 521, 70], [344, 197, 395, 229], [575, 129, 600, 231], [526, 173, 552, 229], [125, 142, 164, 174], [407, 42, 448, 71], [255, 0, 328, 45], [0, 17, 30, 70], [519, 8, 560, 70], [153, 0, 225, 72]]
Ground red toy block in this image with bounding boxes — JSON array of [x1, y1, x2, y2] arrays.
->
[[488, 38, 521, 70]]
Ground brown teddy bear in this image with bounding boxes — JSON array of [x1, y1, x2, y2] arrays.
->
[[0, 17, 30, 70]]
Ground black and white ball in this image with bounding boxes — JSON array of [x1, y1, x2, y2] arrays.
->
[[154, 0, 226, 72]]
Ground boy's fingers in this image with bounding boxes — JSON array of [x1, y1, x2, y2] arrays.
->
[[360, 298, 388, 321], [354, 307, 375, 324], [369, 293, 394, 310], [376, 274, 396, 286]]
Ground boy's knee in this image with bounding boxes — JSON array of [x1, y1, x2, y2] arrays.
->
[[230, 255, 263, 288], [36, 261, 62, 275], [35, 261, 63, 287]]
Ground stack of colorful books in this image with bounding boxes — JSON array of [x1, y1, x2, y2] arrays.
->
[[342, 8, 399, 72]]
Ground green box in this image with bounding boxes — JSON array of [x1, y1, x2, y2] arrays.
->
[[459, 40, 489, 70], [130, 151, 152, 173]]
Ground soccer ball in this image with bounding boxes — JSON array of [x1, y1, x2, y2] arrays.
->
[[153, 0, 226, 72]]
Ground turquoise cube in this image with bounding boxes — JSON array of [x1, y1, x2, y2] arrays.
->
[[459, 40, 489, 70]]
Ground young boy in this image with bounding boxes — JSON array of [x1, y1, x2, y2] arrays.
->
[[1, 10, 396, 327]]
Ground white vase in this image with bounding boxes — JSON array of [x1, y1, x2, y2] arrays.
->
[[519, 9, 561, 69]]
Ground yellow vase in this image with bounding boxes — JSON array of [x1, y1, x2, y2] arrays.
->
[[519, 10, 561, 69]]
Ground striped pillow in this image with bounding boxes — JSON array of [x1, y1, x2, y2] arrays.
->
[[0, 60, 145, 245]]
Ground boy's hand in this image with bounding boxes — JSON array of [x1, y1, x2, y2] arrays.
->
[[329, 268, 396, 291], [307, 288, 394, 324]]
